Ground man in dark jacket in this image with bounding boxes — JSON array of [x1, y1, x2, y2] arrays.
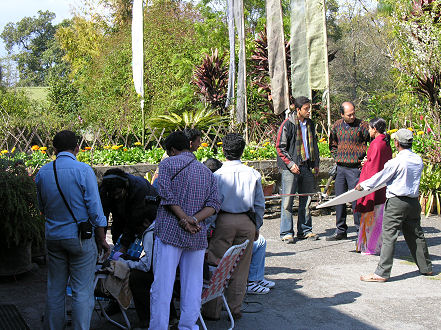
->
[[99, 168, 158, 249], [276, 96, 320, 243]]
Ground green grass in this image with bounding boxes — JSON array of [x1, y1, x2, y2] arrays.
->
[[15, 87, 49, 102]]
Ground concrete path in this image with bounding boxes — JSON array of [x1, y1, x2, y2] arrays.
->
[[1, 214, 440, 329]]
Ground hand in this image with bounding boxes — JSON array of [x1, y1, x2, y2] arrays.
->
[[361, 156, 367, 167], [355, 183, 363, 191], [97, 239, 111, 261], [254, 229, 260, 241], [290, 163, 300, 174], [179, 217, 201, 234]]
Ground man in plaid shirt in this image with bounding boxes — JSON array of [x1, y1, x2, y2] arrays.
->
[[149, 131, 220, 330]]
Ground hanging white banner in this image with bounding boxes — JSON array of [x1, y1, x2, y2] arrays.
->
[[132, 0, 144, 98]]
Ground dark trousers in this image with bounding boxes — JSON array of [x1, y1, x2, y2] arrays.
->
[[334, 165, 361, 234], [375, 196, 432, 278], [129, 269, 178, 326]]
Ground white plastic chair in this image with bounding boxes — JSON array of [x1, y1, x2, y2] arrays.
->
[[199, 239, 249, 330]]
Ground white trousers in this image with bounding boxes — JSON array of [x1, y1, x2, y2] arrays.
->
[[149, 238, 204, 330]]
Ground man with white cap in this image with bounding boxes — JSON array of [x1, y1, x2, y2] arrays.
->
[[356, 128, 433, 282]]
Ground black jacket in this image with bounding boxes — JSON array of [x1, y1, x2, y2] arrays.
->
[[275, 114, 320, 171], [100, 173, 158, 247]]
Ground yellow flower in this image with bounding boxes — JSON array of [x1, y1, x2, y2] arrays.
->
[[417, 131, 424, 135], [31, 145, 40, 151], [123, 148, 128, 151], [250, 150, 256, 153], [263, 141, 270, 146], [84, 147, 92, 150], [134, 142, 142, 146], [39, 147, 47, 151], [11, 147, 16, 153], [103, 146, 110, 149], [198, 146, 203, 150], [319, 137, 327, 143], [407, 127, 414, 131], [112, 145, 120, 150], [1, 150, 8, 154], [201, 143, 209, 148], [387, 129, 398, 134], [40, 150, 47, 154], [217, 142, 223, 145]]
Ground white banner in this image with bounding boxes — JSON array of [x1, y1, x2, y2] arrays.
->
[[132, 0, 144, 97]]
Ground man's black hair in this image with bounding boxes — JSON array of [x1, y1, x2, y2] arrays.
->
[[162, 131, 190, 151], [294, 96, 311, 111], [183, 128, 201, 142], [397, 141, 412, 149], [203, 158, 223, 173], [222, 133, 246, 160], [340, 101, 355, 115], [53, 130, 79, 152]]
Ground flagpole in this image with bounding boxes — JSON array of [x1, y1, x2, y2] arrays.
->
[[141, 98, 145, 145], [322, 0, 331, 137], [132, 0, 144, 145]]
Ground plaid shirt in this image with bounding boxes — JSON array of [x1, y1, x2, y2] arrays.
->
[[155, 152, 220, 250]]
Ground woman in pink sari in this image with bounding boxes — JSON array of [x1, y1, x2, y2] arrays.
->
[[355, 118, 392, 255]]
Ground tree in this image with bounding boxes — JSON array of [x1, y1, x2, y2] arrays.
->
[[380, 0, 441, 137], [328, 3, 395, 120], [1, 11, 67, 86]]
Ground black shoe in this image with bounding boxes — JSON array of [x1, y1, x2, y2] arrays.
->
[[326, 233, 347, 241]]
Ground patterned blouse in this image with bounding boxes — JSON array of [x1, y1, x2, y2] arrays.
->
[[155, 152, 220, 250]]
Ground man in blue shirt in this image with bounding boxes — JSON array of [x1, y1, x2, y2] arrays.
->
[[36, 130, 110, 329]]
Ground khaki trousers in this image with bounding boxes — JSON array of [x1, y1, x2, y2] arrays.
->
[[203, 212, 256, 317]]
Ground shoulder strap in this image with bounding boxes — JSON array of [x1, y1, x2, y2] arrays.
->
[[53, 159, 79, 225], [171, 158, 196, 181]]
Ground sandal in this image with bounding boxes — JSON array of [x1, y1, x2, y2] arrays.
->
[[247, 281, 270, 294], [360, 273, 387, 282]]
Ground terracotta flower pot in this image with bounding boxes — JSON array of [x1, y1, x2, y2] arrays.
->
[[263, 184, 274, 196]]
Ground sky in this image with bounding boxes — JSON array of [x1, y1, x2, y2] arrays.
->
[[0, 0, 82, 56]]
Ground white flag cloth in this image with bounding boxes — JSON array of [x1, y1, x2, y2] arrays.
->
[[132, 0, 144, 97]]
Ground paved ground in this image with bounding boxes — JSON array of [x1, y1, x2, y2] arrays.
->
[[1, 213, 441, 329]]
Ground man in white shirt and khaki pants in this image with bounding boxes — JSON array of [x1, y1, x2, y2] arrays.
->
[[356, 128, 433, 282]]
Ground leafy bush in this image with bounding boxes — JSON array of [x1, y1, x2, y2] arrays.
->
[[318, 140, 331, 158], [419, 163, 441, 216], [0, 159, 45, 248]]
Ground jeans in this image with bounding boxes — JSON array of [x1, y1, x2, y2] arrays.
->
[[280, 167, 315, 238], [248, 235, 266, 282], [44, 238, 97, 330], [334, 165, 361, 234]]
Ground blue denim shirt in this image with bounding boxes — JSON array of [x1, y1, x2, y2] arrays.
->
[[36, 151, 107, 240]]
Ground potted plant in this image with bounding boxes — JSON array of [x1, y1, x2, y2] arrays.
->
[[261, 174, 276, 197], [0, 158, 45, 275]]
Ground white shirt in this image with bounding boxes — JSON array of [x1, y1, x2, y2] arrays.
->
[[360, 149, 424, 198], [299, 120, 310, 160], [213, 160, 265, 228]]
